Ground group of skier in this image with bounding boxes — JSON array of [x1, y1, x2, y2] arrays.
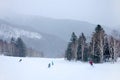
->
[[19, 59, 93, 67], [48, 61, 54, 68], [48, 60, 93, 68]]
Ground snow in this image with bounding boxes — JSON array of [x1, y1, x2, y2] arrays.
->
[[0, 24, 42, 39], [0, 55, 120, 80]]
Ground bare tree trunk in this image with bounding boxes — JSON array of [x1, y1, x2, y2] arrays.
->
[[100, 40, 104, 63], [72, 42, 78, 60], [81, 45, 84, 61], [113, 39, 118, 63], [99, 33, 104, 63], [74, 42, 78, 60]]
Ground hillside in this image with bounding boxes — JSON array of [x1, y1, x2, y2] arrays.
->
[[0, 14, 113, 41], [0, 14, 98, 40]]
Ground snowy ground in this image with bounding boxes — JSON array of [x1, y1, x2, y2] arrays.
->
[[0, 55, 120, 80]]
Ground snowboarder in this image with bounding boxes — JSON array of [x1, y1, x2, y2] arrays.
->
[[89, 60, 93, 66], [51, 61, 54, 66], [48, 63, 51, 68], [19, 59, 22, 62]]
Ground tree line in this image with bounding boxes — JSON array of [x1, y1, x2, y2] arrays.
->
[[0, 37, 26, 57], [65, 25, 120, 63]]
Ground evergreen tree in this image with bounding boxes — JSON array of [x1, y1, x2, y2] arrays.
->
[[16, 37, 26, 57], [77, 39, 82, 60], [77, 33, 86, 61], [103, 36, 110, 62], [65, 42, 73, 61], [109, 31, 120, 62], [70, 32, 78, 60], [0, 39, 4, 54], [81, 33, 86, 61], [89, 33, 95, 61], [109, 36, 120, 62], [71, 32, 77, 43], [65, 32, 78, 60], [3, 40, 9, 56], [10, 37, 17, 56], [65, 24, 120, 63], [91, 25, 105, 63], [83, 43, 89, 61]]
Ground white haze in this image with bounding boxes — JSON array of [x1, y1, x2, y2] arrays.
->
[[0, 0, 120, 27]]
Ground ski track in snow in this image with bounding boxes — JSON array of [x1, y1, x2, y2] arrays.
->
[[0, 56, 120, 80]]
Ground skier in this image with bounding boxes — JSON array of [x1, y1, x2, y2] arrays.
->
[[89, 60, 93, 66], [51, 61, 54, 66], [48, 63, 51, 68], [19, 59, 22, 62]]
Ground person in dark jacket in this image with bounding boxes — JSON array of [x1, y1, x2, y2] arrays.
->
[[19, 59, 22, 62], [48, 63, 51, 68]]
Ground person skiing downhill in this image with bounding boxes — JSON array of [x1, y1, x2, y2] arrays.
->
[[48, 63, 51, 68], [89, 60, 93, 66], [19, 59, 22, 62], [51, 61, 54, 66]]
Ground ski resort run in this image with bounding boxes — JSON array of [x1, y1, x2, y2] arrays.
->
[[0, 55, 120, 80]]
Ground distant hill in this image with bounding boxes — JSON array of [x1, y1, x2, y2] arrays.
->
[[0, 14, 96, 40]]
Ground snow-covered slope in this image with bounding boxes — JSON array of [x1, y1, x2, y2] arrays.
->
[[0, 24, 42, 39], [0, 55, 120, 80], [0, 20, 67, 58]]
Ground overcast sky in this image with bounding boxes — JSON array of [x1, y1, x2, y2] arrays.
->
[[0, 0, 120, 27]]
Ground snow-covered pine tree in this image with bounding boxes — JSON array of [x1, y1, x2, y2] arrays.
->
[[91, 25, 105, 63], [109, 36, 120, 62], [10, 37, 17, 56], [70, 32, 78, 60], [103, 36, 110, 62], [111, 30, 120, 62], [77, 36, 82, 60], [65, 42, 73, 61], [83, 43, 89, 61], [0, 39, 4, 54], [65, 32, 78, 60], [89, 33, 95, 61], [77, 33, 86, 61], [16, 37, 26, 57]]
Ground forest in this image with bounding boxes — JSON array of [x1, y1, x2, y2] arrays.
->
[[0, 37, 26, 57], [65, 25, 120, 63], [0, 37, 43, 57]]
